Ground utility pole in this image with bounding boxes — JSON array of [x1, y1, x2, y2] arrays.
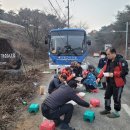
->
[[68, 0, 70, 28], [66, 0, 74, 28], [0, 1, 1, 9], [67, 0, 70, 28], [125, 22, 128, 59], [64, 0, 75, 28]]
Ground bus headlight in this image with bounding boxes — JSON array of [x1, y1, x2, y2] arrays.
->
[[82, 59, 86, 65]]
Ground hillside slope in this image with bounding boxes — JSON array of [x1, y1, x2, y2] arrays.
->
[[0, 20, 48, 65]]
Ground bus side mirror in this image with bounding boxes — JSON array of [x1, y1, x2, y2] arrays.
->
[[45, 39, 48, 44], [87, 40, 91, 45], [45, 37, 48, 44]]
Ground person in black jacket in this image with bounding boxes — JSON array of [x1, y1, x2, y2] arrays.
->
[[98, 51, 107, 89], [42, 83, 90, 130], [97, 48, 129, 118], [98, 51, 107, 69], [73, 62, 83, 77], [48, 72, 67, 94]]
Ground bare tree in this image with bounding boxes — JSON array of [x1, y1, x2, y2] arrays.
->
[[23, 10, 46, 61], [73, 21, 88, 30], [21, 9, 66, 61]]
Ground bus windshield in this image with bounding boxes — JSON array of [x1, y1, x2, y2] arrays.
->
[[50, 30, 86, 56]]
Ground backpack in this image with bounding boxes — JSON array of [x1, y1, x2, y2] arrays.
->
[[119, 58, 129, 76]]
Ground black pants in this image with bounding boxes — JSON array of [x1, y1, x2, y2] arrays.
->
[[84, 84, 96, 91], [104, 83, 123, 111], [68, 80, 77, 89], [102, 82, 107, 89], [41, 103, 74, 125]]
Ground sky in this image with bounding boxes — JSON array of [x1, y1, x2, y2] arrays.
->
[[1, 0, 130, 31]]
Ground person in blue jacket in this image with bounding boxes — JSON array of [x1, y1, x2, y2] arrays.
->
[[82, 65, 97, 92]]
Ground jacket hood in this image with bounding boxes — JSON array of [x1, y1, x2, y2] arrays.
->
[[54, 74, 59, 79], [116, 54, 123, 59], [115, 54, 124, 63]]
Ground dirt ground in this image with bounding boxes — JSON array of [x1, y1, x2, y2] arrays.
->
[[10, 73, 52, 130], [0, 68, 47, 130]]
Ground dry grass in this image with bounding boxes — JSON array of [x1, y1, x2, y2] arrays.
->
[[0, 69, 44, 128], [0, 23, 26, 42]]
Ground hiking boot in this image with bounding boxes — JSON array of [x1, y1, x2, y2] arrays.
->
[[58, 127, 75, 130], [107, 112, 120, 118], [100, 110, 110, 115], [54, 119, 63, 126], [58, 123, 75, 130], [65, 127, 75, 130], [85, 88, 91, 93], [100, 87, 106, 90]]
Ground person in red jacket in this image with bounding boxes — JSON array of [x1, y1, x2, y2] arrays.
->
[[97, 48, 128, 118], [61, 67, 78, 88], [61, 67, 75, 81]]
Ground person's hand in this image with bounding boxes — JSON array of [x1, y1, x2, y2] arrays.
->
[[96, 78, 100, 83], [72, 73, 76, 77], [64, 81, 67, 85], [89, 104, 93, 108], [109, 73, 113, 77], [76, 93, 79, 96], [83, 75, 86, 78]]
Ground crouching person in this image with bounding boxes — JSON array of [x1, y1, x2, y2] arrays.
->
[[48, 72, 67, 94], [82, 65, 97, 92], [41, 82, 90, 130], [62, 67, 77, 89]]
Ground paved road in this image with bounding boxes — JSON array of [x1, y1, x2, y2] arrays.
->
[[12, 56, 130, 130], [69, 56, 130, 130]]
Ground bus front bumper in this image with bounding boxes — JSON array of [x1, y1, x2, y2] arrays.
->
[[49, 63, 88, 70]]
